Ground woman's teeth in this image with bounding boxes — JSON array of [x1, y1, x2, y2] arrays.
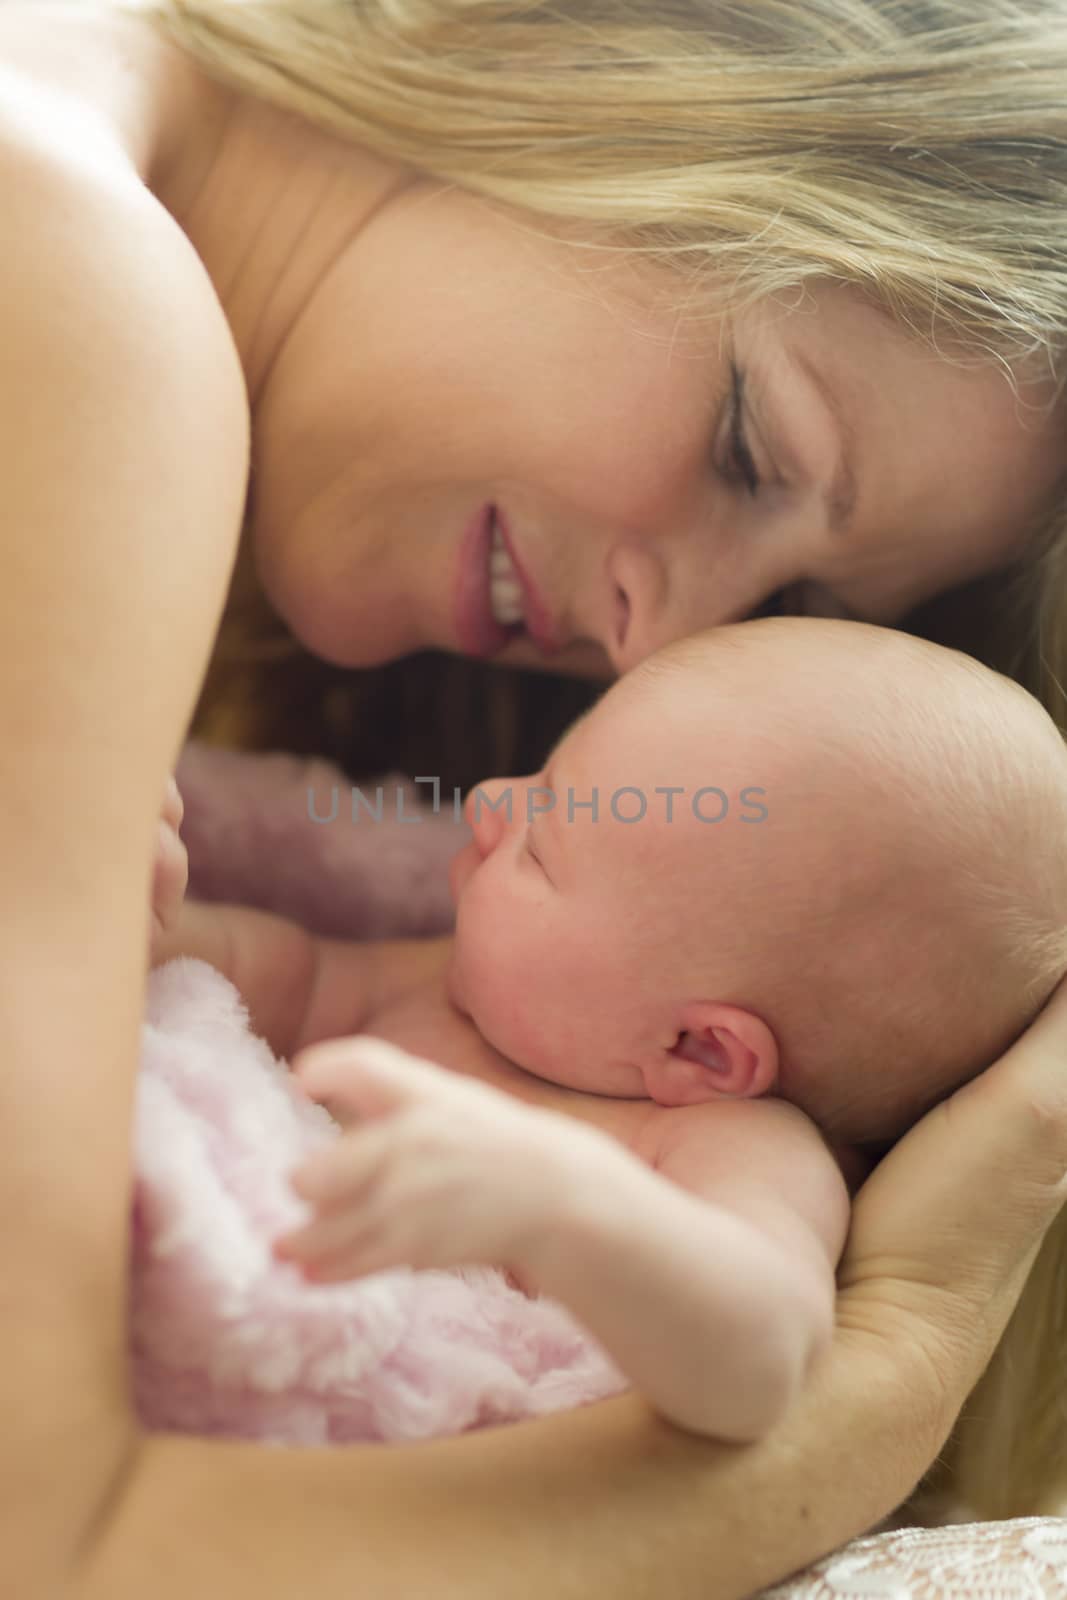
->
[[489, 520, 524, 627]]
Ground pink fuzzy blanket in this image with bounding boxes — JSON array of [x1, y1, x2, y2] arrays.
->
[[132, 743, 625, 1443]]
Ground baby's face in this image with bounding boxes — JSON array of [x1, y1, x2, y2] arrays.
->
[[449, 614, 1067, 1142], [446, 659, 777, 1096]]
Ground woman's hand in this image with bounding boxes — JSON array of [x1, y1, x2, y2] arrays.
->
[[829, 969, 1067, 1450], [148, 774, 189, 967]]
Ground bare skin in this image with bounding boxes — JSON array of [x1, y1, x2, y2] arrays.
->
[[3, 5, 1067, 1598]]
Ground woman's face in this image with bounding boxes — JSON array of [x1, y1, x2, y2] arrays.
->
[[180, 94, 1067, 680]]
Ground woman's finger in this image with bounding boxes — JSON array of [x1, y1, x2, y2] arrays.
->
[[848, 970, 1067, 1286], [835, 971, 1067, 1416], [150, 817, 189, 940], [160, 772, 184, 832]]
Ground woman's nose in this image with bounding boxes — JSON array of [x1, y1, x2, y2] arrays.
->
[[604, 541, 677, 675], [464, 777, 513, 857]]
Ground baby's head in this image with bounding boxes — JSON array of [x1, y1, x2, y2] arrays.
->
[[447, 617, 1067, 1147]]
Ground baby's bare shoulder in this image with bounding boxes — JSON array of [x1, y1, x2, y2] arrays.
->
[[651, 1095, 829, 1166], [652, 1098, 851, 1267]]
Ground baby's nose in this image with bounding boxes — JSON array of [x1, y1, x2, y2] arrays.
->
[[464, 778, 514, 857]]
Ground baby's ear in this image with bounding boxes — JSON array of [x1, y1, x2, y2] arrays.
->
[[642, 1003, 778, 1107]]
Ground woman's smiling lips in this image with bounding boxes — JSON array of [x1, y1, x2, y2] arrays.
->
[[493, 508, 562, 657], [453, 503, 562, 658], [455, 503, 510, 657]]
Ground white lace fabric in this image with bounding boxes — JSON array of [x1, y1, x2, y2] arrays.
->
[[762, 1517, 1067, 1598]]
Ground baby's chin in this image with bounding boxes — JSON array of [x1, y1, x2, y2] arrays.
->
[[444, 946, 522, 1060], [443, 947, 471, 1017], [443, 952, 545, 1075], [445, 956, 519, 1060]]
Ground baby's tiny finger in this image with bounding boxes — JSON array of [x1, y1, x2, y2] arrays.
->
[[275, 1207, 382, 1265], [161, 774, 184, 832], [152, 819, 189, 926], [302, 1230, 405, 1283], [155, 817, 188, 877], [294, 1037, 455, 1118], [289, 1123, 393, 1207]]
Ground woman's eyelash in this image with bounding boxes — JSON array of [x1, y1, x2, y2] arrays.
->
[[726, 362, 761, 498]]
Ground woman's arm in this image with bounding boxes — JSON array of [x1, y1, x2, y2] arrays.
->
[[0, 141, 249, 1592], [71, 975, 1067, 1600]]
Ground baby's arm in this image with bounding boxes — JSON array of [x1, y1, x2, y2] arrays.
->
[[527, 1098, 850, 1441], [152, 897, 450, 1063], [278, 1036, 849, 1443]]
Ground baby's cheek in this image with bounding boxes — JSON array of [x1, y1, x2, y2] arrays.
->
[[472, 939, 528, 1029], [453, 891, 514, 1009], [461, 938, 538, 1061], [453, 872, 562, 1059]]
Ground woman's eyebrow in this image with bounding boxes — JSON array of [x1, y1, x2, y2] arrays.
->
[[788, 346, 861, 538]]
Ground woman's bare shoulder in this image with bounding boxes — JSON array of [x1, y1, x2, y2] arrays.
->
[[0, 0, 240, 373], [0, 2, 167, 184], [0, 80, 252, 1590], [0, 8, 247, 471]]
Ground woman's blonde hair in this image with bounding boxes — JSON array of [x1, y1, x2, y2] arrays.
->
[[118, 0, 1067, 1517]]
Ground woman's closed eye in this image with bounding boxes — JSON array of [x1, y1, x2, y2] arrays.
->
[[721, 361, 761, 498], [718, 363, 855, 625], [717, 364, 862, 626]]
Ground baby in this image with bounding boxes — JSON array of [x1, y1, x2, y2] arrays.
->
[[152, 615, 1067, 1443]]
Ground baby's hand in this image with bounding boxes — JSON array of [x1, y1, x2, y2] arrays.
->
[[273, 1036, 613, 1288], [149, 774, 189, 966]]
